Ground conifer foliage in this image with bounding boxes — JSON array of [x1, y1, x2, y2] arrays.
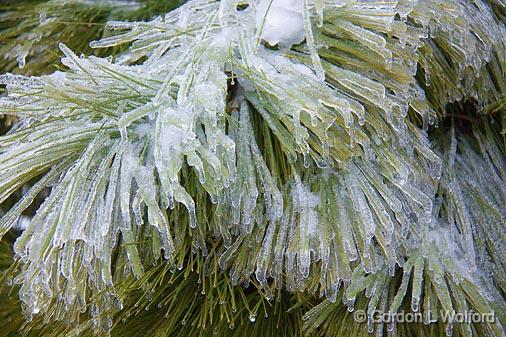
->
[[0, 1, 505, 336]]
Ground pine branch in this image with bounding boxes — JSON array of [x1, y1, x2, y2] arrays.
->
[[0, 1, 505, 336]]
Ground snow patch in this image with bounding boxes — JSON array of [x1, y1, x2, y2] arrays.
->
[[256, 0, 305, 48]]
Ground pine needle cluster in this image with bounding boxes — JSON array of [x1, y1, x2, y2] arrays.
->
[[0, 1, 505, 336]]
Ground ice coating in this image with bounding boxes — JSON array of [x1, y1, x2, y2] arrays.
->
[[0, 0, 504, 336]]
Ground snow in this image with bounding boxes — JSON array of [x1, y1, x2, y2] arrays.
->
[[256, 0, 305, 48]]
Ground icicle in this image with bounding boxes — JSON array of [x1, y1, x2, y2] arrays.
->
[[302, 0, 325, 80], [411, 256, 424, 312]]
